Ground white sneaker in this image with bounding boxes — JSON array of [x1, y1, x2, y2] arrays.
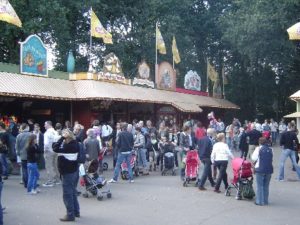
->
[[28, 190, 37, 195], [35, 188, 41, 193], [42, 181, 54, 187], [108, 179, 117, 183], [54, 181, 61, 185], [129, 180, 135, 183]]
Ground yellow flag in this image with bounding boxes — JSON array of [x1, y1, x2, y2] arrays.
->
[[90, 9, 112, 44], [287, 22, 300, 40], [207, 61, 218, 82], [0, 0, 22, 27], [172, 36, 181, 64], [156, 26, 166, 54]]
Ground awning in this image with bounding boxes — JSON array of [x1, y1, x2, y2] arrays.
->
[[284, 112, 300, 118], [290, 90, 300, 101], [0, 72, 239, 112]]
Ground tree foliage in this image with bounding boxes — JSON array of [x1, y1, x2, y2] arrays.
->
[[1, 0, 300, 120]]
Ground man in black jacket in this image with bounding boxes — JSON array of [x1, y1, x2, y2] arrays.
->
[[109, 123, 134, 183], [278, 126, 300, 181], [0, 122, 9, 180], [247, 125, 262, 159], [52, 129, 80, 222], [239, 125, 249, 159], [198, 128, 215, 190]]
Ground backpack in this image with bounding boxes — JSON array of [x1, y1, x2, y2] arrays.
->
[[242, 180, 255, 199], [77, 142, 86, 164]]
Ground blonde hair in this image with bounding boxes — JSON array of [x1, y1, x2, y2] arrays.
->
[[216, 133, 225, 142], [62, 129, 75, 143]]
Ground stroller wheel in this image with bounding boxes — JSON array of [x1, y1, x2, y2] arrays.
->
[[183, 181, 188, 187], [103, 162, 108, 171], [134, 168, 139, 177], [82, 193, 88, 198], [97, 196, 104, 201], [107, 193, 112, 199], [225, 190, 231, 196]]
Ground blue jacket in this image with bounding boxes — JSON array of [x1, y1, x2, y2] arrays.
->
[[255, 145, 273, 174]]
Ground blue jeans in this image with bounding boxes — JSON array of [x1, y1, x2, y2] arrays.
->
[[278, 149, 300, 180], [113, 152, 133, 181], [0, 182, 3, 225], [256, 173, 271, 205], [271, 132, 277, 143], [226, 137, 232, 150], [62, 172, 80, 219], [138, 148, 148, 170], [0, 154, 8, 177], [27, 163, 39, 192], [21, 160, 28, 188], [199, 158, 215, 187]]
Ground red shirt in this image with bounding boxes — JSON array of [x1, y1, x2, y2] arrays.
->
[[195, 127, 206, 140]]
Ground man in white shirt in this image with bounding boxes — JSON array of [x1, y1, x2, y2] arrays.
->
[[270, 118, 278, 144], [278, 119, 287, 141], [101, 122, 113, 147], [43, 121, 60, 187]]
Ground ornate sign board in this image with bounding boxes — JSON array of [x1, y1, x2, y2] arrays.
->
[[20, 35, 48, 76], [156, 61, 176, 91], [184, 70, 201, 91], [98, 52, 127, 84], [132, 61, 154, 88]]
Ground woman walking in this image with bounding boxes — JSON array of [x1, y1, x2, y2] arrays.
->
[[211, 133, 233, 193], [252, 137, 273, 206], [53, 129, 80, 222], [26, 134, 41, 194]]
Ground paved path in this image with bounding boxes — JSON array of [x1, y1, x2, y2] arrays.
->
[[2, 147, 300, 225]]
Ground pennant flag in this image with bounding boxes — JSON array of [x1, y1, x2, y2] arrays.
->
[[207, 61, 218, 82], [0, 0, 22, 27], [172, 36, 181, 64], [287, 22, 300, 40], [90, 9, 112, 44], [156, 26, 166, 54]]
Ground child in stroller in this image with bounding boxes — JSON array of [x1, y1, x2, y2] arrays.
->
[[225, 158, 255, 200], [79, 159, 112, 201], [183, 150, 200, 187], [159, 136, 176, 176]]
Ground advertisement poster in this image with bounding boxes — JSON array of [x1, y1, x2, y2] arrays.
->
[[20, 35, 48, 76]]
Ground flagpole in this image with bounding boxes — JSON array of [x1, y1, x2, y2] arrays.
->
[[206, 58, 209, 93], [155, 21, 158, 84], [89, 7, 93, 72], [173, 57, 174, 69], [222, 66, 226, 99]]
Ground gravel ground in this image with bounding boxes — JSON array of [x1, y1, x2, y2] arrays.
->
[[2, 146, 300, 225]]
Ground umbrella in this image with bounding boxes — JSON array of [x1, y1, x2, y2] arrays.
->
[[287, 22, 300, 40]]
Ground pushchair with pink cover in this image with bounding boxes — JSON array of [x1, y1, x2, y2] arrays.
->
[[225, 158, 255, 200], [183, 150, 200, 187]]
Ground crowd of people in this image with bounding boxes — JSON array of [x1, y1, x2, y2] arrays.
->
[[0, 115, 299, 223]]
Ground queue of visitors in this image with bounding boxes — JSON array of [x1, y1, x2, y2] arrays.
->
[[0, 115, 299, 223]]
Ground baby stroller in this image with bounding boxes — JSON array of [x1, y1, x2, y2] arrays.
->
[[161, 143, 176, 176], [79, 160, 112, 201], [98, 147, 109, 171], [183, 150, 200, 187], [225, 158, 255, 200], [121, 150, 139, 180]]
